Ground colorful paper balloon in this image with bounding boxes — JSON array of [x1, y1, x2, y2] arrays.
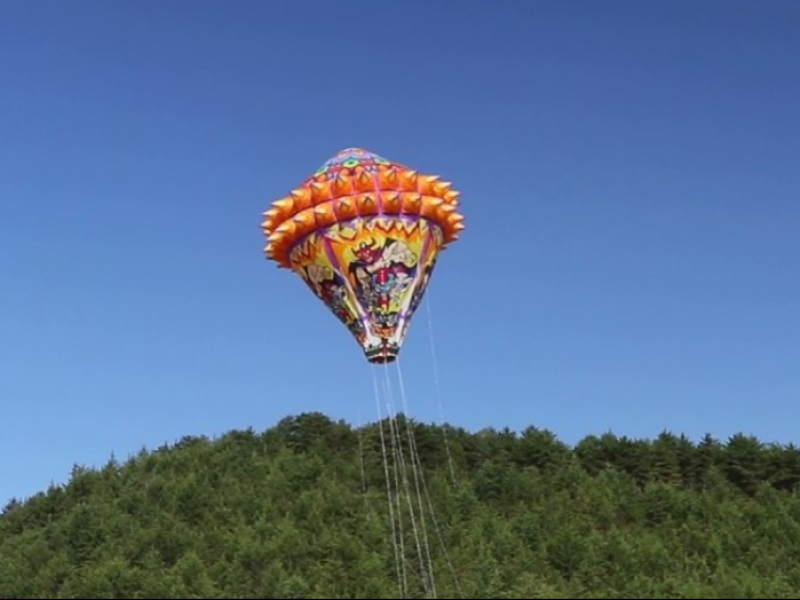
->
[[261, 148, 465, 363]]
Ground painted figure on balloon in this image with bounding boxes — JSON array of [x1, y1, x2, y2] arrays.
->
[[348, 237, 418, 337], [408, 256, 436, 318], [302, 263, 367, 345]]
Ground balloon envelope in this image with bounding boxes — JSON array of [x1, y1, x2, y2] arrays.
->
[[262, 148, 464, 363]]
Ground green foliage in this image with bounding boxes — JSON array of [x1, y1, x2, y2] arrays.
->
[[2, 412, 800, 598]]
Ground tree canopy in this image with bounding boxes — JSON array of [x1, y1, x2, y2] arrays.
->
[[2, 412, 800, 598]]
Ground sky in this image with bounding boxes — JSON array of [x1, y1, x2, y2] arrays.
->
[[2, 0, 799, 503]]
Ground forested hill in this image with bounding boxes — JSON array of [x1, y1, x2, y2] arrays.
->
[[2, 412, 800, 599]]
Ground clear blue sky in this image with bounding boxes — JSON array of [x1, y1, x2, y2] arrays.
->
[[2, 0, 799, 502]]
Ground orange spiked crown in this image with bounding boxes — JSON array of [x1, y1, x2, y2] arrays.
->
[[261, 148, 465, 268]]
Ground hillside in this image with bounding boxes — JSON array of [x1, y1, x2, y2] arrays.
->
[[2, 412, 800, 598]]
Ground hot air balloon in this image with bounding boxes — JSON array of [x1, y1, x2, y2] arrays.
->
[[261, 148, 465, 364]]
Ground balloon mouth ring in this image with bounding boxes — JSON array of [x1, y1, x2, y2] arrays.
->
[[365, 343, 399, 364]]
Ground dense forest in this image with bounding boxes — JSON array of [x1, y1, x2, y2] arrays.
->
[[2, 411, 800, 598]]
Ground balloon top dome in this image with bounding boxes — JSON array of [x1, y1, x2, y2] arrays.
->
[[309, 147, 407, 182]]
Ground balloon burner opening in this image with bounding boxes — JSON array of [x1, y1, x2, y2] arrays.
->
[[365, 343, 399, 364]]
